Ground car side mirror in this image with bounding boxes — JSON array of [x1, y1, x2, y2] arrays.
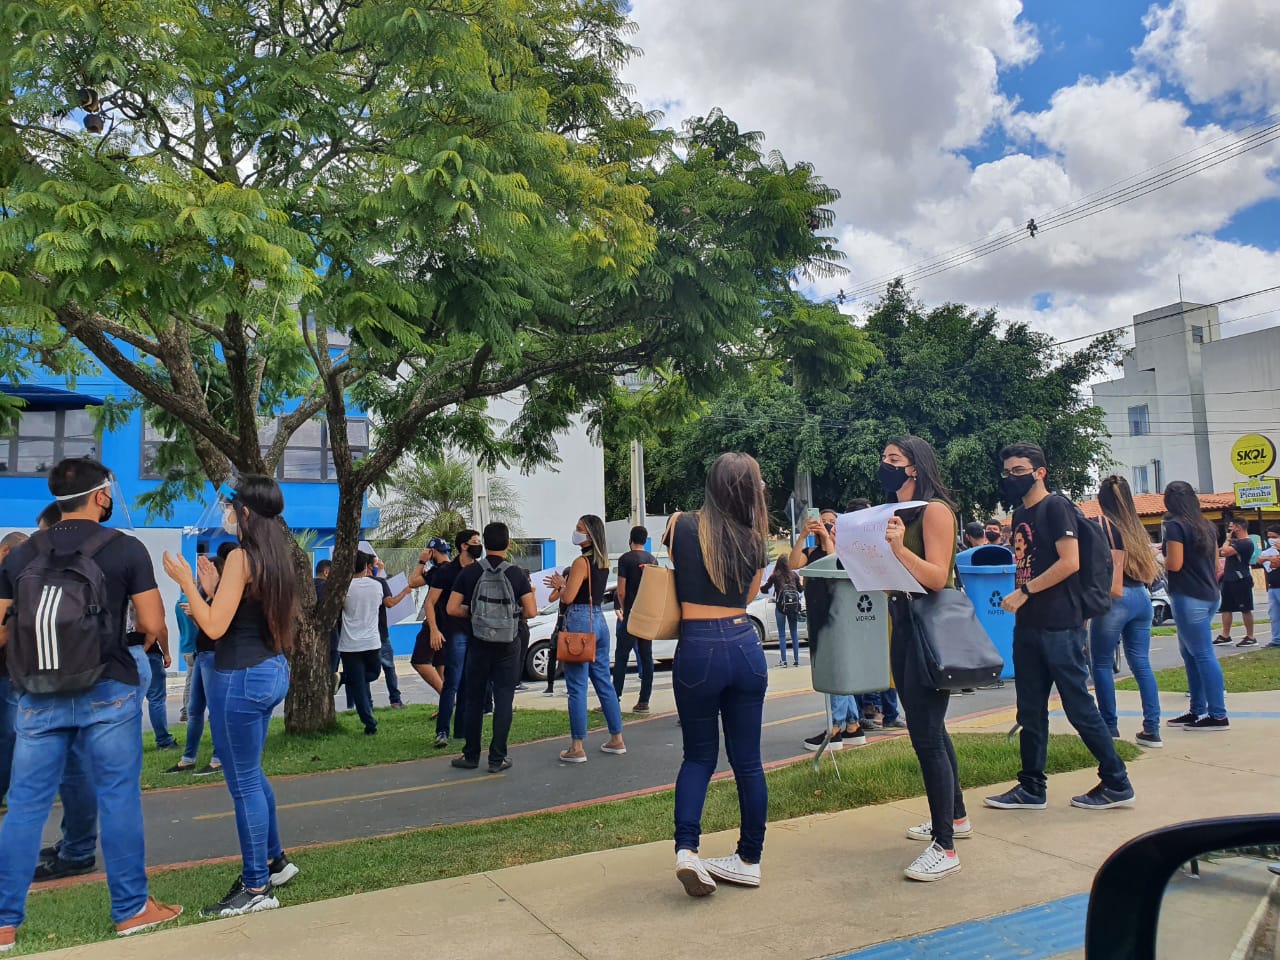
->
[[1086, 815, 1280, 959]]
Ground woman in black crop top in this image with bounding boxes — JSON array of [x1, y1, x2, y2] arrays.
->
[[664, 453, 769, 897], [163, 475, 299, 917], [547, 514, 626, 762]]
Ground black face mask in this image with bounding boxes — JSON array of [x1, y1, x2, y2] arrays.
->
[[878, 462, 911, 496], [466, 544, 484, 560], [985, 530, 1001, 543], [99, 496, 114, 524], [1000, 473, 1038, 504]]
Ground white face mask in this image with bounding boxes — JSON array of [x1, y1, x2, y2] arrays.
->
[[571, 531, 589, 546], [223, 511, 239, 537]]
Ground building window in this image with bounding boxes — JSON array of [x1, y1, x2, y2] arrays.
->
[[140, 421, 173, 479], [1128, 404, 1150, 437], [1191, 325, 1205, 344], [1151, 459, 1162, 492], [0, 409, 97, 476], [1132, 465, 1150, 495], [261, 417, 370, 482]]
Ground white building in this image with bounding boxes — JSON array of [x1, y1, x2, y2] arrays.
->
[[1092, 302, 1280, 495]]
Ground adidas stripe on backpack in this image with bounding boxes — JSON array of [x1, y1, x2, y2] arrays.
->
[[7, 527, 120, 694]]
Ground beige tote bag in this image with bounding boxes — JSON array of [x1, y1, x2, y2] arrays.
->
[[627, 564, 680, 641]]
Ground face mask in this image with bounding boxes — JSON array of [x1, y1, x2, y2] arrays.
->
[[222, 509, 238, 537], [466, 543, 484, 560], [985, 530, 1001, 543], [1000, 473, 1038, 503], [100, 496, 114, 524], [571, 531, 589, 546], [877, 462, 911, 496]]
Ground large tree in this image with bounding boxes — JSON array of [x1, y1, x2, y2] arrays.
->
[[617, 281, 1121, 522], [0, 0, 850, 729]]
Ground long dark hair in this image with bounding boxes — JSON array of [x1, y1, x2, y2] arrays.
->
[[887, 435, 958, 512], [231, 474, 297, 655], [698, 453, 769, 595], [1163, 480, 1216, 559]]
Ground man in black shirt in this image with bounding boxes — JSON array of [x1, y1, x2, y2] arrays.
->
[[0, 533, 27, 809], [985, 443, 1133, 812], [612, 526, 657, 712], [1217, 519, 1257, 646], [447, 523, 537, 773], [0, 459, 182, 946], [420, 530, 479, 748]]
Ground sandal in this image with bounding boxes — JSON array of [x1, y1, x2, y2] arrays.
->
[[559, 750, 588, 764], [1237, 637, 1258, 647], [1213, 635, 1233, 645]]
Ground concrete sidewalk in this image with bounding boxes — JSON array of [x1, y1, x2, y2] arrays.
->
[[45, 690, 1280, 960]]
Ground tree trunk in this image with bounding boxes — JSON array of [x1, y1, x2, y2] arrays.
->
[[283, 533, 336, 733]]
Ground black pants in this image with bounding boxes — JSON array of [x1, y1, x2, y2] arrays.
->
[[341, 649, 382, 734], [462, 640, 520, 763], [545, 617, 563, 691], [888, 595, 966, 849], [612, 620, 654, 704]]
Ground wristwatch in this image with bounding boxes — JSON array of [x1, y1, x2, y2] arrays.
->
[[1020, 583, 1032, 597]]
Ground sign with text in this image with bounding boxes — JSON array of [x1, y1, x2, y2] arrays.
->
[[1235, 478, 1279, 509], [833, 502, 927, 594], [1230, 434, 1276, 477]]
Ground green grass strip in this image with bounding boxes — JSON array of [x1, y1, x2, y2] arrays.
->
[[1117, 644, 1280, 694]]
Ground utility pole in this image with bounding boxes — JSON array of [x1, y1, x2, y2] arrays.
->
[[471, 462, 491, 530], [629, 439, 647, 529]]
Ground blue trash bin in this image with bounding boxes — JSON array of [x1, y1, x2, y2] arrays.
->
[[956, 545, 1016, 680]]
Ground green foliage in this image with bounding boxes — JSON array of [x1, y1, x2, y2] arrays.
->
[[373, 457, 523, 544]]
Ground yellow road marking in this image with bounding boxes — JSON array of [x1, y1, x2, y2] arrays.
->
[[762, 710, 827, 729], [193, 774, 505, 821], [952, 706, 1017, 728]]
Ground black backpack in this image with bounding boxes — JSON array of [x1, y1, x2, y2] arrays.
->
[[778, 580, 802, 616], [7, 527, 120, 694], [1054, 495, 1113, 620]]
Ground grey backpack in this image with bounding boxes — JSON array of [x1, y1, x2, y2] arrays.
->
[[470, 561, 520, 644]]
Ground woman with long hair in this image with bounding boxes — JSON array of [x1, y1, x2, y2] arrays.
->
[[1161, 481, 1230, 731], [549, 515, 625, 762], [163, 475, 300, 916], [665, 453, 770, 896], [1090, 476, 1161, 748], [880, 436, 967, 883], [762, 554, 802, 667]]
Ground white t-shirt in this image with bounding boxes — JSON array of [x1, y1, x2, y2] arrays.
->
[[340, 576, 384, 652]]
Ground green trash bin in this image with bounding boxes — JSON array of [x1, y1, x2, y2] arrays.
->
[[802, 554, 892, 695]]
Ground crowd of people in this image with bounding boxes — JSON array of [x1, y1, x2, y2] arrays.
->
[[0, 437, 1273, 948]]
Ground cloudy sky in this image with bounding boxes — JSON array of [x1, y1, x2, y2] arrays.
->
[[621, 0, 1280, 351]]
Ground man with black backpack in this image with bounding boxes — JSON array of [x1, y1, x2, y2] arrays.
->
[[446, 523, 538, 774], [984, 443, 1134, 813], [0, 459, 182, 951]]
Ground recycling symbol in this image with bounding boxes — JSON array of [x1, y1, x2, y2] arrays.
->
[[857, 594, 874, 614], [989, 590, 1003, 609]]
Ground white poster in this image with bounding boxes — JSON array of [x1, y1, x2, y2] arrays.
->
[[756, 560, 777, 598], [385, 573, 418, 625], [532, 566, 562, 612], [833, 502, 927, 594]]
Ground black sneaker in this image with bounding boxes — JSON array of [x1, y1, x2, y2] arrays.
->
[[33, 856, 96, 882], [1135, 731, 1163, 749], [268, 855, 299, 887], [451, 755, 480, 769], [841, 725, 868, 747], [1166, 712, 1197, 726], [433, 733, 449, 749], [164, 763, 196, 774], [200, 878, 280, 918], [1071, 782, 1135, 810], [1212, 635, 1232, 645], [194, 764, 223, 777], [983, 785, 1048, 810], [1186, 716, 1230, 731], [803, 730, 841, 752], [488, 757, 513, 773]]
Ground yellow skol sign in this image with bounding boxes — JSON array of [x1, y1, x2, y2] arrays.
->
[[1230, 434, 1276, 477]]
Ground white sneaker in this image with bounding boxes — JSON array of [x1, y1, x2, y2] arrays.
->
[[904, 842, 962, 882], [675, 849, 716, 897], [906, 818, 973, 842], [703, 853, 761, 888]]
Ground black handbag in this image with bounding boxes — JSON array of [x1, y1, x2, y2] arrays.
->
[[910, 588, 1004, 691]]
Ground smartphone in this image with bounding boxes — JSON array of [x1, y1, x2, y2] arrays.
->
[[805, 507, 821, 549]]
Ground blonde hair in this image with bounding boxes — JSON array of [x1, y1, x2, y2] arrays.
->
[[579, 514, 609, 570], [698, 453, 769, 594], [1098, 475, 1158, 584]]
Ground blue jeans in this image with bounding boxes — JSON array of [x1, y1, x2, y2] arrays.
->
[[612, 619, 655, 704], [437, 631, 469, 739], [1013, 623, 1130, 794], [0, 678, 16, 806], [1268, 589, 1280, 645], [0, 678, 149, 926], [1090, 585, 1160, 736], [379, 638, 402, 705], [673, 617, 768, 862], [1170, 592, 1228, 719], [340, 649, 380, 733], [146, 647, 177, 748], [563, 605, 624, 741], [207, 655, 290, 890], [774, 608, 800, 664], [181, 651, 221, 767], [830, 694, 859, 727]]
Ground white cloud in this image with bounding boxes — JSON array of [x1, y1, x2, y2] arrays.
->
[[622, 0, 1280, 350]]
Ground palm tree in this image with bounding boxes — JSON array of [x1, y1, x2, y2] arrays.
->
[[373, 458, 522, 545]]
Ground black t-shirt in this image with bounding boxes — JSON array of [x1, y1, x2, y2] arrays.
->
[[427, 559, 464, 636], [617, 549, 656, 618], [0, 521, 155, 686], [451, 557, 533, 637], [1012, 496, 1084, 629], [1224, 538, 1255, 581], [1162, 518, 1218, 602], [374, 576, 392, 641], [1263, 548, 1280, 590]]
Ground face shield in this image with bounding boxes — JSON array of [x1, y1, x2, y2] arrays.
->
[[52, 472, 136, 535], [182, 480, 242, 561]]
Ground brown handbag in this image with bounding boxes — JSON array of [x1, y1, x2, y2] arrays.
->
[[557, 599, 597, 664], [627, 563, 681, 642]]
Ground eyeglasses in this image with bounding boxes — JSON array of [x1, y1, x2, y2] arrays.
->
[[1000, 467, 1036, 479]]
